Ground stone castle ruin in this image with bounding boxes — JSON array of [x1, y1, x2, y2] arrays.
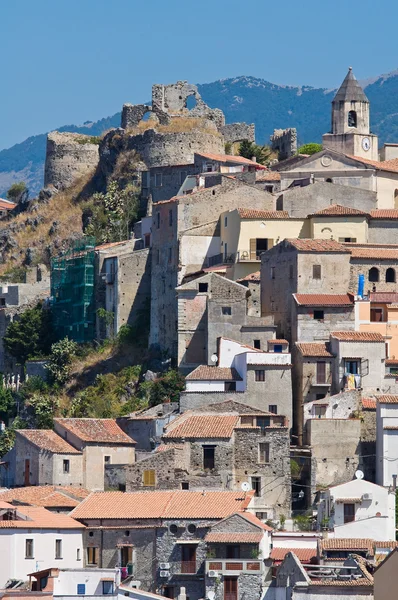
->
[[270, 127, 297, 161], [43, 81, 256, 200]]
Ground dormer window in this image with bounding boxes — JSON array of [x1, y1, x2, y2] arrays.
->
[[348, 110, 357, 128]]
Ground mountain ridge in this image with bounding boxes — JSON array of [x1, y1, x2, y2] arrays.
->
[[1, 70, 398, 197]]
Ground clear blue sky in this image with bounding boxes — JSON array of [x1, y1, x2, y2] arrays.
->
[[0, 0, 397, 150]]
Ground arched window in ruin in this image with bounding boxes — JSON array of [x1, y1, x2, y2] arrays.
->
[[348, 110, 357, 128], [386, 268, 396, 283], [369, 267, 380, 282]]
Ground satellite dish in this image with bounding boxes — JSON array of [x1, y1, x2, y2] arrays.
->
[[241, 482, 251, 492], [210, 354, 218, 364], [355, 470, 364, 480]]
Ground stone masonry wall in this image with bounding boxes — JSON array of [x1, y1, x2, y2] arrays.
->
[[220, 123, 255, 144], [44, 131, 99, 190], [350, 259, 398, 294], [270, 128, 297, 160]]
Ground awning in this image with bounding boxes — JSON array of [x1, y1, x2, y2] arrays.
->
[[116, 543, 134, 547]]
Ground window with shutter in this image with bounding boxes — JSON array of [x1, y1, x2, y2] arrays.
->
[[143, 469, 156, 486], [250, 239, 256, 260]]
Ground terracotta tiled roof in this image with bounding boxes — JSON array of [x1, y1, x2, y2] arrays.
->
[[237, 208, 289, 219], [348, 244, 398, 260], [295, 342, 333, 357], [54, 418, 135, 444], [239, 512, 273, 531], [310, 579, 373, 587], [0, 485, 90, 508], [331, 331, 384, 342], [348, 155, 398, 173], [362, 398, 376, 410], [386, 359, 398, 365], [196, 151, 267, 169], [155, 443, 184, 453], [270, 547, 317, 562], [334, 497, 362, 503], [268, 339, 289, 344], [256, 170, 281, 181], [205, 532, 263, 543], [374, 541, 398, 548], [293, 294, 353, 307], [95, 240, 131, 251], [370, 209, 398, 220], [71, 490, 253, 520], [384, 426, 398, 430], [186, 366, 243, 381], [287, 239, 348, 252], [0, 200, 16, 211], [0, 505, 85, 529], [237, 271, 260, 282], [370, 292, 398, 304], [321, 538, 374, 553], [17, 430, 81, 454], [164, 415, 239, 439], [309, 204, 369, 217]]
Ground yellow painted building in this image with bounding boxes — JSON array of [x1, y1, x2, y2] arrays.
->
[[309, 205, 369, 243]]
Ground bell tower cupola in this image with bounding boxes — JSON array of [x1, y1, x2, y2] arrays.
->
[[323, 67, 378, 160]]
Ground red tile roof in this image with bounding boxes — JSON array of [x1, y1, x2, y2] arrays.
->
[[0, 505, 85, 529], [237, 209, 289, 219], [0, 486, 90, 508], [331, 331, 384, 342], [54, 418, 135, 444], [0, 200, 16, 211], [270, 547, 317, 562], [295, 342, 333, 357], [17, 430, 81, 454], [348, 155, 398, 173], [370, 209, 398, 220], [309, 204, 369, 217], [370, 292, 398, 304], [164, 415, 239, 439], [386, 359, 398, 365], [293, 294, 353, 307], [321, 538, 374, 553], [377, 395, 398, 404], [71, 490, 253, 520], [348, 244, 398, 260], [268, 339, 289, 344], [186, 366, 242, 381], [287, 239, 348, 252], [196, 151, 267, 169], [205, 532, 263, 543], [362, 398, 376, 410], [239, 511, 273, 531]]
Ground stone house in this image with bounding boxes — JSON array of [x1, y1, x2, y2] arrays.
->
[[107, 405, 290, 519], [176, 272, 275, 372], [260, 238, 352, 340], [255, 169, 281, 194], [317, 478, 396, 541], [0, 500, 84, 588], [236, 271, 261, 316], [348, 242, 398, 294], [291, 293, 355, 344], [54, 419, 136, 491], [180, 337, 293, 425], [204, 512, 272, 600], [150, 176, 274, 358], [6, 429, 84, 489], [70, 490, 257, 600], [95, 240, 151, 339]]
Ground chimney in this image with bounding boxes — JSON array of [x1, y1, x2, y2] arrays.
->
[[251, 156, 257, 163]]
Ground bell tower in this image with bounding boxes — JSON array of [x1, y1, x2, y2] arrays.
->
[[323, 67, 378, 160]]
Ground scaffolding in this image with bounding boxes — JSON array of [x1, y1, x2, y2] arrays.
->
[[50, 237, 96, 344]]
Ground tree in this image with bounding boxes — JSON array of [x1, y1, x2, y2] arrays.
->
[[298, 143, 322, 156], [0, 377, 15, 424], [27, 394, 58, 429], [6, 182, 28, 203], [4, 304, 54, 366], [239, 140, 273, 165], [46, 337, 78, 385]]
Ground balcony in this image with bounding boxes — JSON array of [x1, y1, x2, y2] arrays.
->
[[205, 559, 263, 575], [159, 561, 201, 576]]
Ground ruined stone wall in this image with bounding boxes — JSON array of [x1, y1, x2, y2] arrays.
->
[[44, 131, 99, 190], [270, 128, 297, 161], [220, 123, 255, 144]]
